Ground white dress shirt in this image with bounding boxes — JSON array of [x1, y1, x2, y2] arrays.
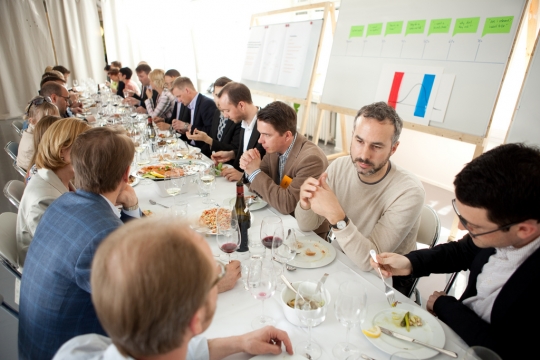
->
[[187, 93, 200, 145], [241, 112, 258, 153], [99, 195, 141, 219]]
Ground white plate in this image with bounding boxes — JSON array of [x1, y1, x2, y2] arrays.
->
[[133, 160, 210, 180], [287, 234, 336, 269], [226, 197, 268, 211], [129, 175, 140, 187], [361, 302, 445, 359], [250, 354, 307, 360]]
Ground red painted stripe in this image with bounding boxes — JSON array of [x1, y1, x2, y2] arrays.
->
[[388, 72, 404, 109]]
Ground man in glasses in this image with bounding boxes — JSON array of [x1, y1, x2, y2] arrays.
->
[[370, 143, 540, 359], [53, 217, 293, 360], [40, 81, 71, 117]]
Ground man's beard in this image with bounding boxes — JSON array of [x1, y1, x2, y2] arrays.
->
[[351, 154, 390, 177]]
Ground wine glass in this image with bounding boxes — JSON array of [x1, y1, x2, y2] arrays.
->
[[164, 169, 184, 205], [216, 207, 240, 263], [248, 256, 277, 329], [464, 346, 502, 360], [295, 279, 328, 359], [135, 144, 150, 166], [274, 229, 297, 277], [73, 79, 79, 88], [198, 166, 216, 204], [333, 281, 367, 359], [260, 216, 284, 258]]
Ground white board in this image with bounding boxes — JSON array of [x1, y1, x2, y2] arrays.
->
[[506, 34, 540, 146], [240, 19, 324, 100], [321, 0, 526, 136]]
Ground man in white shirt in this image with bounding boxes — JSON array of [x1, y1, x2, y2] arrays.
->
[[211, 82, 266, 182], [371, 143, 540, 359], [53, 217, 293, 360]]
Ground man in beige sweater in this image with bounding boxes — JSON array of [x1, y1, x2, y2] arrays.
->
[[295, 101, 425, 295]]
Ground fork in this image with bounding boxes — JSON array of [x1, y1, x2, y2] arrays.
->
[[369, 249, 396, 307]]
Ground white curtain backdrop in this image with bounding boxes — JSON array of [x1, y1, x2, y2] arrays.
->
[[0, 0, 55, 120], [101, 0, 198, 88], [45, 0, 105, 88]]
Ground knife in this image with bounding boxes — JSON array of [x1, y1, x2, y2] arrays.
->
[[379, 326, 457, 358]]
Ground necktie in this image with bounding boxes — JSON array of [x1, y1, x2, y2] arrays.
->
[[217, 115, 227, 141]]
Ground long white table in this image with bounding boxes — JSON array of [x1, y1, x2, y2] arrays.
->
[[133, 168, 470, 360]]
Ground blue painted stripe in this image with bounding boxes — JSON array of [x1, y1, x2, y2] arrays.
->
[[414, 74, 435, 117]]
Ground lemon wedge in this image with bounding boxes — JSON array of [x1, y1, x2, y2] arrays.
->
[[362, 325, 381, 338], [150, 171, 165, 178]]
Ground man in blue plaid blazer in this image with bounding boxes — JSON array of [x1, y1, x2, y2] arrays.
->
[[18, 127, 142, 360]]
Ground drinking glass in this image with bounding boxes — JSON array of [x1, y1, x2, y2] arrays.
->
[[274, 229, 297, 277], [333, 281, 367, 359], [136, 145, 150, 166], [295, 279, 328, 359], [260, 216, 284, 258], [73, 79, 79, 88], [216, 207, 240, 263], [164, 169, 184, 205], [198, 166, 216, 204], [248, 257, 276, 329]]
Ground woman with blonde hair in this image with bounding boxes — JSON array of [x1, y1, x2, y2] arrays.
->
[[145, 68, 175, 119], [18, 96, 60, 171], [25, 115, 62, 183], [16, 118, 91, 266]]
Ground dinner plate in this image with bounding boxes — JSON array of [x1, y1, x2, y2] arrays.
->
[[226, 196, 268, 211], [249, 354, 307, 360], [361, 302, 445, 359], [287, 234, 336, 269]]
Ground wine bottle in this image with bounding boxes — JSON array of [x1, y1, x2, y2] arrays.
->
[[147, 116, 156, 141], [235, 178, 251, 252]]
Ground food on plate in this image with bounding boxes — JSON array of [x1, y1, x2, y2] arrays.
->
[[142, 210, 153, 217], [305, 248, 316, 256], [303, 243, 326, 257], [391, 300, 400, 307], [137, 165, 184, 179], [393, 311, 423, 332], [157, 139, 167, 146], [215, 162, 223, 176], [287, 298, 325, 309], [362, 325, 381, 338], [199, 208, 231, 233]]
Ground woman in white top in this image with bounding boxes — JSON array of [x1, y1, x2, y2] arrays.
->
[[16, 118, 91, 266], [144, 69, 176, 119], [17, 96, 60, 171]]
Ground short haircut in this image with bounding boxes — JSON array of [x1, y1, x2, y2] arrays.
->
[[217, 82, 252, 106], [104, 64, 111, 71], [214, 76, 232, 88], [52, 65, 70, 75], [165, 69, 181, 78], [42, 70, 64, 80], [35, 118, 90, 171], [148, 69, 165, 90], [30, 115, 62, 166], [135, 64, 152, 74], [91, 218, 214, 357], [257, 101, 297, 136], [454, 143, 540, 227], [108, 68, 120, 76], [40, 76, 66, 88], [111, 61, 122, 68], [119, 67, 133, 79], [40, 82, 66, 98], [172, 76, 196, 91], [71, 127, 134, 193], [355, 102, 403, 144]]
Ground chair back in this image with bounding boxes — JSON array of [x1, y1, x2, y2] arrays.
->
[[0, 212, 22, 278], [3, 180, 25, 209], [11, 120, 24, 136], [0, 292, 18, 320], [416, 205, 441, 248], [12, 161, 27, 178], [4, 141, 19, 161]]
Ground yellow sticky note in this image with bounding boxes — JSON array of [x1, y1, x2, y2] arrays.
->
[[280, 175, 293, 189]]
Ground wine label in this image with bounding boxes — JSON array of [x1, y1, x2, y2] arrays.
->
[[280, 175, 292, 189]]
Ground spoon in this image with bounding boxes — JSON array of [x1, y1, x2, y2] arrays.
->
[[149, 199, 169, 208], [280, 274, 302, 298]]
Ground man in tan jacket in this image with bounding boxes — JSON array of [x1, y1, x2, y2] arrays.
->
[[240, 101, 329, 237]]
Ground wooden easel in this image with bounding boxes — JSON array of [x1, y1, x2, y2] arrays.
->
[[250, 2, 336, 142]]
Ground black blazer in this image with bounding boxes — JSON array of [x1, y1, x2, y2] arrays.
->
[[132, 86, 158, 109], [232, 118, 266, 171], [166, 100, 191, 124], [406, 235, 540, 359], [209, 109, 241, 159], [184, 94, 217, 156], [116, 81, 126, 98]]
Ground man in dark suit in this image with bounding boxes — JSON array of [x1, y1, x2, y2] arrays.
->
[[186, 76, 241, 162], [371, 143, 540, 359], [211, 82, 265, 182], [170, 77, 217, 156], [125, 63, 158, 113]]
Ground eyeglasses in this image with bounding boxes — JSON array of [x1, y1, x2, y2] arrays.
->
[[58, 94, 72, 106], [451, 199, 517, 238], [210, 260, 226, 288], [25, 96, 53, 115]]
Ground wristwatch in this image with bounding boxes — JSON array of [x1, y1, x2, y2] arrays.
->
[[123, 202, 139, 211], [331, 215, 349, 230]]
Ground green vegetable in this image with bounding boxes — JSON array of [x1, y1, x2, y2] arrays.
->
[[400, 311, 411, 332], [217, 162, 223, 170]]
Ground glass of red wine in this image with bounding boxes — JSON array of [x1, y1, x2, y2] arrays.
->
[[260, 216, 284, 259], [248, 256, 276, 329], [216, 207, 239, 263]]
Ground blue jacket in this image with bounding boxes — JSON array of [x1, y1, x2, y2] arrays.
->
[[18, 190, 133, 360]]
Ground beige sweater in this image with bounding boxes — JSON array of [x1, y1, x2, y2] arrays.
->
[[17, 127, 34, 171], [295, 156, 425, 271]]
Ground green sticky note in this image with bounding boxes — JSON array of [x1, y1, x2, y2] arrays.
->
[[405, 20, 426, 36], [367, 23, 383, 37], [385, 21, 403, 36], [428, 18, 451, 36], [349, 25, 364, 38], [453, 17, 480, 36], [482, 16, 514, 36]]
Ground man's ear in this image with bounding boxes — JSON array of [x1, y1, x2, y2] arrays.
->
[[122, 166, 131, 183], [516, 219, 540, 240], [188, 307, 205, 336], [390, 141, 400, 156]]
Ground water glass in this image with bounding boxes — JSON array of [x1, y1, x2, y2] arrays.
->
[[136, 145, 150, 166], [198, 166, 216, 204], [295, 279, 328, 359], [333, 281, 367, 359], [248, 257, 276, 329]]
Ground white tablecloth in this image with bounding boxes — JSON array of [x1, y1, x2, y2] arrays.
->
[[133, 166, 470, 360]]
